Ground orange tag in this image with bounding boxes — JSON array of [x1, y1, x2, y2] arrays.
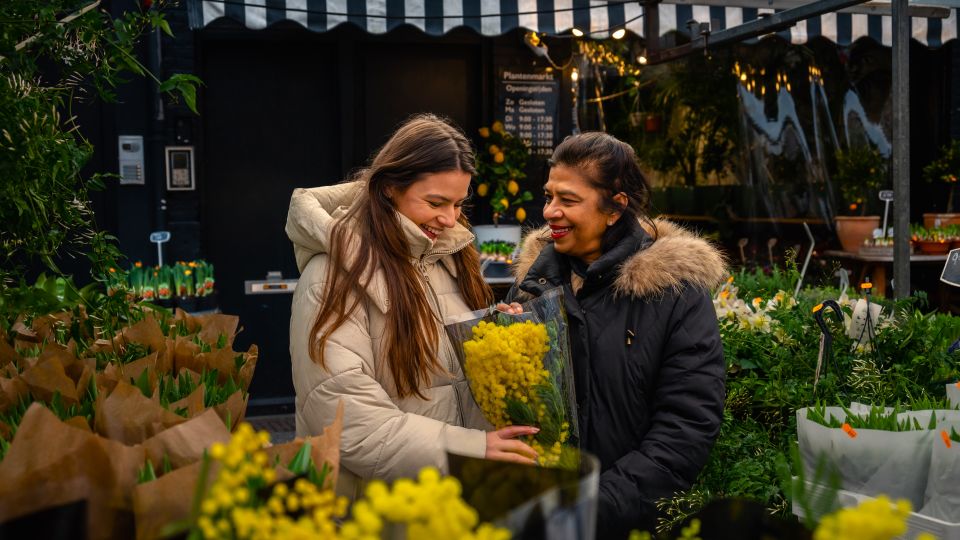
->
[[842, 423, 857, 438], [812, 303, 824, 313], [955, 381, 960, 389], [943, 430, 953, 449], [860, 282, 873, 290]]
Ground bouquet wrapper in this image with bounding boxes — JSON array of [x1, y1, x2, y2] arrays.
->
[[445, 287, 580, 465], [0, 404, 145, 540], [919, 436, 960, 522], [448, 449, 600, 540], [132, 461, 211, 540], [796, 407, 933, 508], [94, 381, 187, 445], [132, 402, 343, 540], [948, 382, 960, 410]]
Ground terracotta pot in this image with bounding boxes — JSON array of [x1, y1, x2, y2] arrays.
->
[[835, 215, 880, 253], [923, 213, 960, 229], [644, 114, 662, 133], [918, 240, 951, 255]]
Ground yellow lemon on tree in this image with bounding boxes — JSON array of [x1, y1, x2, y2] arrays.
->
[[515, 207, 527, 222], [476, 183, 489, 197], [494, 152, 505, 164], [500, 198, 510, 209], [488, 144, 500, 155], [479, 127, 490, 138], [492, 121, 504, 134], [507, 179, 519, 196]]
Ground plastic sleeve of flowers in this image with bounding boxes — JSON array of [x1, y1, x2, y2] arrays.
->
[[444, 287, 580, 467], [796, 406, 936, 508], [948, 382, 960, 410], [919, 427, 960, 522]]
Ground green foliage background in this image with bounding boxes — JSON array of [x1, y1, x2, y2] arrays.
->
[[658, 264, 960, 532]]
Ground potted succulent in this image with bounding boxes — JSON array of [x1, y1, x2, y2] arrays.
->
[[473, 121, 534, 248], [833, 146, 887, 253], [922, 139, 960, 228]]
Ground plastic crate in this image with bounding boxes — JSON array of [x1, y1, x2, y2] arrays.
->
[[792, 480, 960, 540]]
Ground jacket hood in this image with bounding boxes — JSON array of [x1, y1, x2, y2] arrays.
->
[[285, 181, 475, 311], [513, 218, 728, 298]]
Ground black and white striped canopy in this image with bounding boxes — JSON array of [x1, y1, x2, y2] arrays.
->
[[189, 0, 957, 47]]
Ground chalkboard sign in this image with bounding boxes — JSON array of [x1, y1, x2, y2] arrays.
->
[[497, 70, 559, 157], [941, 249, 960, 287]]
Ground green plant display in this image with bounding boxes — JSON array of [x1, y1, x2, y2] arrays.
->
[[0, 0, 200, 304], [657, 263, 960, 533]]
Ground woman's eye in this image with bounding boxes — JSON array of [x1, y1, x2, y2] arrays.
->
[[428, 201, 441, 208]]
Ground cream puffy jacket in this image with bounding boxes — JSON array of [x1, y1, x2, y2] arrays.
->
[[285, 181, 490, 498]]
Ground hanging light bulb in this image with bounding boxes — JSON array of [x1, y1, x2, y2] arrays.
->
[[572, 27, 584, 37], [612, 28, 626, 40], [571, 68, 579, 82], [740, 73, 747, 82], [637, 55, 648, 65]]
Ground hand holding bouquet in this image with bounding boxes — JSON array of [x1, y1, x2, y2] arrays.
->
[[447, 288, 578, 468]]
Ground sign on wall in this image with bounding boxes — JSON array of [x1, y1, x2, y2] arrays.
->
[[497, 70, 559, 157]]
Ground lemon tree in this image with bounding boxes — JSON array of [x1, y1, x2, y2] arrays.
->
[[475, 121, 534, 223]]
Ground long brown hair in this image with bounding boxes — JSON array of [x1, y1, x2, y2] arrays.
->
[[310, 114, 493, 399]]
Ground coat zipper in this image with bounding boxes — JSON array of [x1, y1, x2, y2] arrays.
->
[[417, 254, 466, 426]]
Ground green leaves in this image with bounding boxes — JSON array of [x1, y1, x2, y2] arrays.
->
[[158, 74, 203, 115]]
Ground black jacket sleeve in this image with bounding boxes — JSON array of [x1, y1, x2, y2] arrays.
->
[[597, 287, 726, 537]]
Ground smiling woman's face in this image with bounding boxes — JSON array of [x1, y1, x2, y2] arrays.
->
[[390, 170, 471, 240], [542, 165, 619, 264]]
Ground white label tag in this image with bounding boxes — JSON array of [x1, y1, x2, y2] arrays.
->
[[847, 298, 883, 341]]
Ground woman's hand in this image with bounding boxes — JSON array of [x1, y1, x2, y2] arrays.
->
[[485, 426, 539, 465], [495, 302, 524, 315]]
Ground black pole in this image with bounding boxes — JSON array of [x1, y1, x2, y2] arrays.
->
[[892, 0, 910, 299]]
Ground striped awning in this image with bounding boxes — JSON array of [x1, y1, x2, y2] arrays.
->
[[189, 0, 958, 47]]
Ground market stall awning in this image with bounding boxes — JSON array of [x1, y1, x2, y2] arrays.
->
[[189, 0, 957, 46]]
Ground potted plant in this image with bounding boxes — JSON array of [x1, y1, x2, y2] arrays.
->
[[833, 146, 887, 253], [911, 225, 951, 255], [473, 121, 534, 248], [922, 139, 960, 228]]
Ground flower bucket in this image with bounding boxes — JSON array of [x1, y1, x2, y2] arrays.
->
[[448, 450, 600, 540]]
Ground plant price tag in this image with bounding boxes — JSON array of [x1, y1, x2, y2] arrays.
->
[[847, 298, 882, 341]]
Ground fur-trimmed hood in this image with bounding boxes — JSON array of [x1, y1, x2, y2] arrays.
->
[[513, 218, 728, 298]]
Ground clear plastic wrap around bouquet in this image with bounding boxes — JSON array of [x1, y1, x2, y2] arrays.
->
[[445, 287, 579, 468]]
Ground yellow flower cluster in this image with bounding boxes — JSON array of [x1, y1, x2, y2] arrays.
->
[[463, 320, 570, 465], [463, 321, 550, 426], [339, 467, 510, 540], [814, 496, 934, 540], [197, 423, 348, 540]]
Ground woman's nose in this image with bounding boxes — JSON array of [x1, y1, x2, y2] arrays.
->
[[543, 201, 561, 220], [438, 207, 457, 227]]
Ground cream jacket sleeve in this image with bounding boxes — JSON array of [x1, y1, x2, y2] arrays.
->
[[292, 269, 487, 483]]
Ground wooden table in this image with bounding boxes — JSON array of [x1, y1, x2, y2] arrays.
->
[[822, 250, 948, 297]]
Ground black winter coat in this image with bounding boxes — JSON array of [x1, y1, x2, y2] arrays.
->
[[507, 218, 727, 539]]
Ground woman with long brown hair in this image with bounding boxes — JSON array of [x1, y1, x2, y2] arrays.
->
[[286, 114, 536, 498]]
